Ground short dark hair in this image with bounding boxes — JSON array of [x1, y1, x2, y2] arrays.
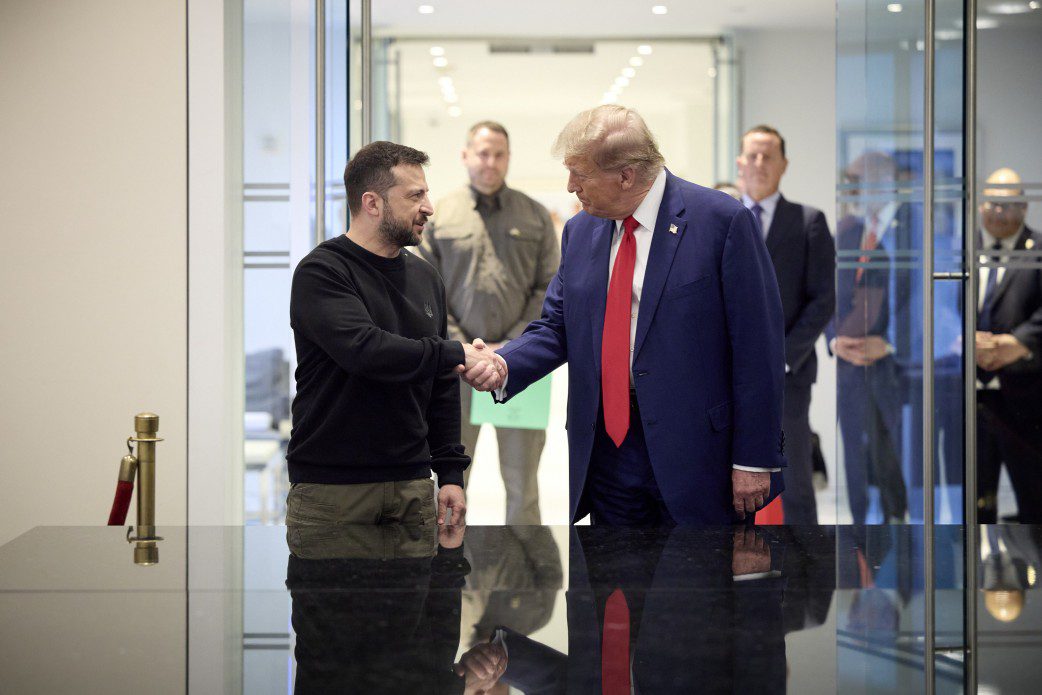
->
[[466, 120, 510, 146], [741, 124, 786, 159], [344, 141, 430, 215]]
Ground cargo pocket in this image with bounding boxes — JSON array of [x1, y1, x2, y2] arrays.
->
[[285, 483, 339, 526]]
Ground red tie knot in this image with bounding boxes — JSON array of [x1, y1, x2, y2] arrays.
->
[[622, 215, 640, 236]]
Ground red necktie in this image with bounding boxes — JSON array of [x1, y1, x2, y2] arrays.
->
[[855, 217, 879, 283], [602, 587, 631, 695], [602, 216, 639, 448]]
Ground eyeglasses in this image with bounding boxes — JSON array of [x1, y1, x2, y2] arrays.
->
[[981, 200, 1026, 213]]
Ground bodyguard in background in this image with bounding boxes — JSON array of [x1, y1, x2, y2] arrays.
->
[[976, 167, 1042, 523], [737, 125, 836, 524], [420, 121, 560, 524]]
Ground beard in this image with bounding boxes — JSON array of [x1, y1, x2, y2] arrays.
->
[[378, 210, 424, 248]]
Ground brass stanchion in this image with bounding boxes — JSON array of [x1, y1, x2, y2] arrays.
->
[[107, 413, 164, 565]]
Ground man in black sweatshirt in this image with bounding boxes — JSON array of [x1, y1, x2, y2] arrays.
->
[[286, 141, 505, 527]]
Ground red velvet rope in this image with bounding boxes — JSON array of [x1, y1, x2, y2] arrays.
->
[[107, 480, 134, 526]]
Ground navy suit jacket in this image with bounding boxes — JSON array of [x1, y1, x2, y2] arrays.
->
[[979, 225, 1042, 395], [497, 171, 786, 524], [764, 195, 836, 386]]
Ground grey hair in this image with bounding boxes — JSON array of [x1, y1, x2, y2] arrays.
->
[[551, 105, 665, 182]]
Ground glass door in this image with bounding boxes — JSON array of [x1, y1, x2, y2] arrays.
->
[[240, 0, 357, 525], [971, 1, 1042, 692]]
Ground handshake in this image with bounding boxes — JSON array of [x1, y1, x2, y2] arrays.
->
[[457, 338, 508, 392]]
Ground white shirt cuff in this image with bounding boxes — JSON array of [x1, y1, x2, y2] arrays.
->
[[734, 570, 782, 581], [733, 465, 781, 472], [492, 374, 508, 403]]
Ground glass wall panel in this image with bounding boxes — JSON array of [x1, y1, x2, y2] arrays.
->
[[836, 0, 931, 688], [242, 0, 355, 524], [974, 4, 1042, 691]]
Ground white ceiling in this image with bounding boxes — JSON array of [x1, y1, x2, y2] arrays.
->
[[395, 39, 714, 116], [369, 0, 835, 37]]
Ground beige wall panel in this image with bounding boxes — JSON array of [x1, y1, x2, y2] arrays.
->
[[0, 0, 187, 545]]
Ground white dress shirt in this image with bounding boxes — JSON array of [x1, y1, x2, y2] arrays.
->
[[608, 168, 667, 366], [741, 190, 781, 240], [978, 227, 1021, 311], [976, 226, 1024, 390]]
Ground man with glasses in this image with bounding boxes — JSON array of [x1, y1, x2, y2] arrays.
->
[[975, 167, 1042, 523]]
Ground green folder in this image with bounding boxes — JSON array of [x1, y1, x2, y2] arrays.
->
[[469, 374, 552, 430]]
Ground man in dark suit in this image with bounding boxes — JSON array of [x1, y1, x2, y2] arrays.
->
[[975, 167, 1042, 523], [737, 125, 836, 524], [830, 152, 911, 524], [463, 105, 786, 525]]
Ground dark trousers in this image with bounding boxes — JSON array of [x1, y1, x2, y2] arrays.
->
[[781, 380, 817, 524], [585, 396, 676, 526], [978, 389, 1042, 524], [838, 358, 909, 523]]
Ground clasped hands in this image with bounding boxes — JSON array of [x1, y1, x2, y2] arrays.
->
[[833, 335, 891, 367], [976, 331, 1029, 371], [457, 338, 508, 392]]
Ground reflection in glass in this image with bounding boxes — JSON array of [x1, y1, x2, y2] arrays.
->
[[976, 169, 1042, 524]]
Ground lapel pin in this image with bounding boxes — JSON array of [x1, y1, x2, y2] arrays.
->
[[669, 224, 678, 234]]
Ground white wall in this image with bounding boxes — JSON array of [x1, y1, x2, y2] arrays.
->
[[0, 0, 188, 545], [978, 25, 1042, 229], [735, 27, 840, 516]]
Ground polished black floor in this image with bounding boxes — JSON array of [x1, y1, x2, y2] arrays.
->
[[1, 524, 1040, 693]]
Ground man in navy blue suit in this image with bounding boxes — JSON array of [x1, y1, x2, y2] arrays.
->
[[463, 105, 786, 525]]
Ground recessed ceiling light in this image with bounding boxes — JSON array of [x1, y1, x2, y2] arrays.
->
[[429, 46, 444, 56], [433, 56, 448, 68], [651, 5, 668, 15], [447, 105, 462, 117], [629, 56, 644, 67], [609, 84, 623, 94], [437, 76, 453, 87], [886, 3, 903, 12], [614, 76, 630, 87], [418, 5, 434, 14], [990, 2, 1031, 14], [622, 67, 636, 78], [444, 93, 459, 103], [977, 17, 1000, 28], [1031, 1, 1041, 9], [707, 67, 718, 78], [638, 45, 653, 55], [602, 92, 618, 104], [935, 28, 962, 40]]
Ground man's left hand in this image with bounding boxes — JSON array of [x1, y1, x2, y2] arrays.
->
[[438, 483, 467, 526], [732, 469, 770, 520]]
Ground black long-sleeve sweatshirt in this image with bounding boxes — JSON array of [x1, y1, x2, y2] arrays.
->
[[287, 234, 470, 487]]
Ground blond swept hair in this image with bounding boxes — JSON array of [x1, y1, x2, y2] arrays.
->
[[552, 105, 665, 183]]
